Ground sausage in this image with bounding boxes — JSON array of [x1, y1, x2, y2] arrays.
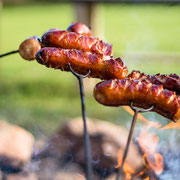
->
[[19, 36, 42, 61], [67, 22, 93, 36], [36, 47, 128, 80], [128, 70, 180, 95], [41, 29, 112, 56], [93, 79, 180, 122]]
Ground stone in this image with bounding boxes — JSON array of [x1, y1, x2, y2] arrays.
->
[[36, 118, 144, 178], [0, 121, 34, 171]]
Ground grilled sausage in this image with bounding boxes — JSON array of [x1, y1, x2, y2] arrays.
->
[[128, 70, 180, 95], [67, 22, 93, 36], [19, 36, 41, 61], [41, 29, 112, 56], [94, 79, 180, 122], [36, 47, 127, 80]]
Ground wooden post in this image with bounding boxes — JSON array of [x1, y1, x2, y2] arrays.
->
[[0, 0, 2, 43], [0, 0, 2, 83], [73, 2, 104, 94]]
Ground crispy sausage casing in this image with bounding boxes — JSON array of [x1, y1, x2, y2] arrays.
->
[[67, 22, 93, 36], [36, 47, 127, 80], [128, 70, 180, 95], [94, 79, 180, 122], [41, 29, 112, 56]]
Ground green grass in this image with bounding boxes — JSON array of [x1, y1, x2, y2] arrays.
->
[[0, 3, 179, 135], [104, 4, 180, 54]]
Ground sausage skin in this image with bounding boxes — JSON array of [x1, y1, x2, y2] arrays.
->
[[41, 29, 112, 56], [36, 47, 127, 80], [94, 79, 180, 122], [67, 22, 93, 36], [128, 70, 180, 95]]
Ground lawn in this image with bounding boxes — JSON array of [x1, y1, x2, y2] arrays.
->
[[0, 3, 179, 135]]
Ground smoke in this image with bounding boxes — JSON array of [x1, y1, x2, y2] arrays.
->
[[131, 112, 180, 179], [158, 129, 180, 180]]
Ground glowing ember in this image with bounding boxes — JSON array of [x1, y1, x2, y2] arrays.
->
[[145, 177, 150, 180]]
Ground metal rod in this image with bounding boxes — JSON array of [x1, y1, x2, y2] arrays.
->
[[116, 102, 154, 180], [116, 108, 138, 180], [0, 50, 19, 58], [131, 166, 146, 179], [68, 64, 92, 180], [2, 173, 6, 180]]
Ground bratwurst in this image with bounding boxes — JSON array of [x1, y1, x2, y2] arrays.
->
[[128, 70, 180, 95], [94, 79, 180, 122], [36, 47, 127, 80], [41, 29, 112, 56]]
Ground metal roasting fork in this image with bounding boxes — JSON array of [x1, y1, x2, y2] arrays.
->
[[116, 101, 154, 180], [68, 63, 93, 180]]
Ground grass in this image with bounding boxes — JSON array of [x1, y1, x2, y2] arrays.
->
[[0, 3, 179, 135], [104, 4, 180, 54]]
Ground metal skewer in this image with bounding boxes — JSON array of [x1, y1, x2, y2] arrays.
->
[[116, 102, 154, 180], [68, 64, 93, 180], [0, 50, 19, 58]]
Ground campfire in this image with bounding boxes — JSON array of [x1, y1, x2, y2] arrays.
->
[[0, 115, 179, 180], [115, 106, 180, 180], [0, 22, 179, 180]]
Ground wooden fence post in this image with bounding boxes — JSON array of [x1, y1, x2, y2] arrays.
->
[[73, 2, 104, 94]]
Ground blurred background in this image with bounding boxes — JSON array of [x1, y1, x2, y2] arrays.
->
[[0, 0, 180, 136]]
